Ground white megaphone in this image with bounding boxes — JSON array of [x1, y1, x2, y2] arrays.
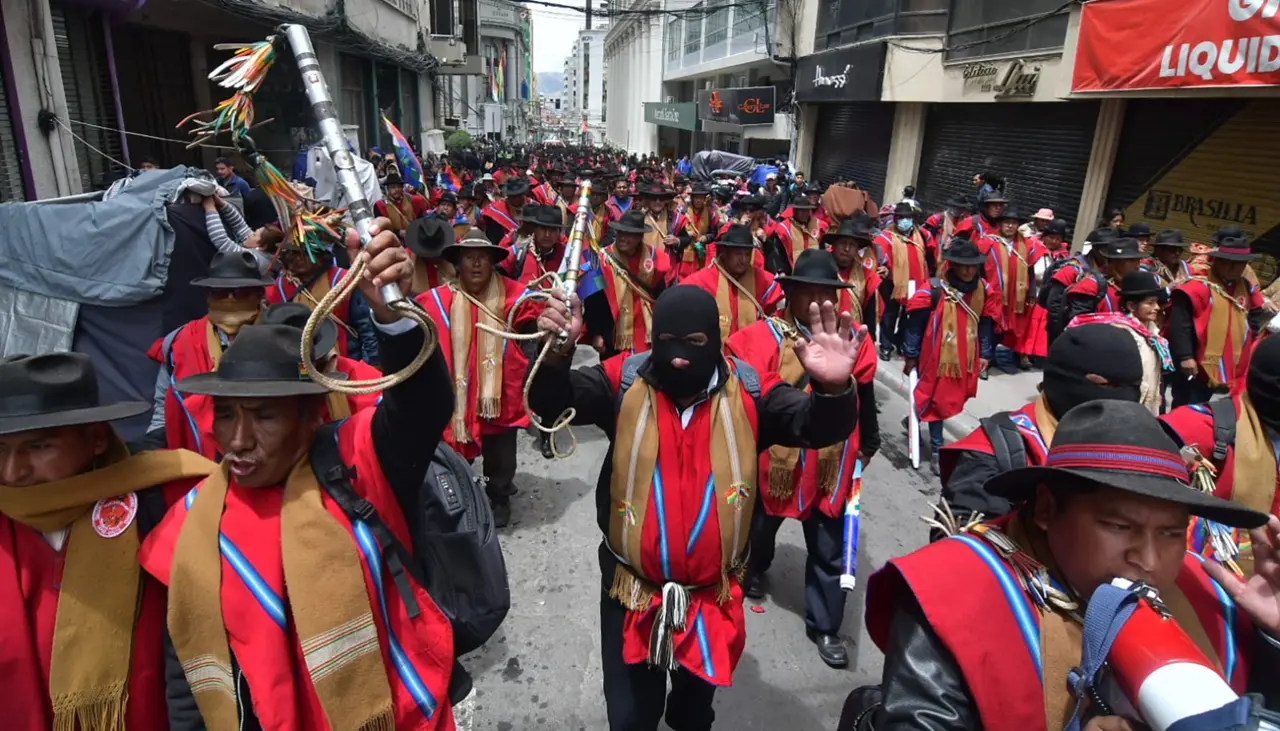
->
[[1070, 578, 1280, 731]]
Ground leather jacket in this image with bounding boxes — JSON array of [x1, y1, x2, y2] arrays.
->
[[840, 594, 1280, 730]]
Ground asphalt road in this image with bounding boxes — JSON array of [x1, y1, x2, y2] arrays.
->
[[460, 351, 937, 731]]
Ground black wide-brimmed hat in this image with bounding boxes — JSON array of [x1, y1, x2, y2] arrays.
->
[[822, 212, 878, 245], [442, 227, 510, 265], [986, 400, 1267, 529], [609, 209, 652, 235], [943, 237, 987, 266], [191, 251, 275, 289], [1042, 219, 1068, 237], [892, 201, 915, 217], [716, 223, 757, 249], [261, 302, 337, 359], [1208, 225, 1258, 261], [1153, 229, 1189, 248], [436, 191, 458, 205], [175, 324, 338, 398], [995, 205, 1023, 223], [1126, 222, 1151, 238], [458, 184, 479, 200], [777, 249, 854, 290], [737, 195, 766, 211], [502, 178, 531, 197], [944, 193, 975, 211], [405, 217, 455, 259], [528, 205, 568, 229], [1118, 270, 1165, 300], [790, 198, 817, 210], [690, 182, 713, 196], [1096, 236, 1145, 260], [638, 182, 675, 199], [804, 183, 825, 196], [548, 162, 570, 176], [384, 172, 405, 187], [979, 191, 1009, 205], [0, 353, 150, 435]]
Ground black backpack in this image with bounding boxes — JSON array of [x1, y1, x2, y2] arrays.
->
[[1209, 398, 1238, 463], [1037, 255, 1085, 308], [978, 412, 1030, 473], [310, 423, 510, 659]]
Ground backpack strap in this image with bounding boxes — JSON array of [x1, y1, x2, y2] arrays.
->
[[727, 356, 762, 399], [978, 412, 1028, 473], [161, 326, 182, 374], [1209, 398, 1238, 463], [929, 278, 944, 312], [309, 423, 427, 619]]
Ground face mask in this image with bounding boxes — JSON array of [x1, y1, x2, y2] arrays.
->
[[896, 218, 914, 233], [207, 297, 261, 337], [649, 286, 722, 399]]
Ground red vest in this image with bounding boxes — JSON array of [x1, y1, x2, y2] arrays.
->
[[264, 267, 352, 357], [139, 410, 456, 730], [600, 244, 672, 355], [681, 265, 785, 340], [866, 532, 1251, 731], [416, 279, 541, 459], [724, 319, 876, 520]]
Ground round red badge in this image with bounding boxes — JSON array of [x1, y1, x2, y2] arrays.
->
[[92, 492, 138, 538], [643, 257, 654, 274]]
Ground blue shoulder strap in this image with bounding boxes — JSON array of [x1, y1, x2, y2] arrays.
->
[[727, 356, 761, 399]]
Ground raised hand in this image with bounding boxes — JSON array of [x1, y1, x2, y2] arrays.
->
[[793, 300, 867, 393], [344, 216, 412, 323], [1203, 515, 1280, 636], [536, 288, 584, 347]]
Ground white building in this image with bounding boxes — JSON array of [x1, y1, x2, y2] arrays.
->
[[433, 0, 534, 142], [603, 0, 669, 155], [561, 26, 608, 145]]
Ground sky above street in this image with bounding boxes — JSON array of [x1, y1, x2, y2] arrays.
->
[[529, 2, 587, 72]]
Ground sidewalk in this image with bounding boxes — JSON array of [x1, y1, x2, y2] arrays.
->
[[873, 357, 1042, 442]]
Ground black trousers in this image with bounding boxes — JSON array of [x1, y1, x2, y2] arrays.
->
[[878, 299, 905, 352], [1170, 373, 1215, 408], [600, 548, 717, 731], [479, 429, 518, 500], [747, 509, 847, 635]]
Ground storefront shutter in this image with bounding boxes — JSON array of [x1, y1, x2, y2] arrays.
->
[[915, 102, 1099, 230], [0, 56, 25, 201], [810, 102, 894, 206], [52, 2, 124, 192]]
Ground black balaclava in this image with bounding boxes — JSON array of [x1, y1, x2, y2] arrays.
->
[[1247, 335, 1280, 432], [649, 286, 722, 399], [944, 267, 979, 294], [1042, 324, 1144, 418]]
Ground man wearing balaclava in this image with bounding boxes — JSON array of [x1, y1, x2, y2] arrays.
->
[[528, 284, 864, 731], [143, 252, 274, 459], [1162, 335, 1280, 546], [930, 323, 1146, 539]]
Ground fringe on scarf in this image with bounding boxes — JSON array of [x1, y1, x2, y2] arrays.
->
[[53, 686, 127, 731], [766, 465, 797, 500]]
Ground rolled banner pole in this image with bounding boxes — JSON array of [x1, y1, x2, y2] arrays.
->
[[839, 458, 864, 591], [280, 23, 404, 306], [561, 179, 593, 298], [907, 280, 921, 469]]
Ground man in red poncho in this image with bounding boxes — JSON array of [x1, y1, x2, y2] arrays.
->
[[503, 205, 570, 288], [147, 251, 273, 460], [981, 206, 1050, 372], [672, 183, 724, 282], [527, 282, 863, 731], [418, 227, 543, 527], [481, 178, 529, 246], [822, 212, 882, 329], [265, 238, 375, 362], [683, 222, 785, 345], [0, 354, 213, 731], [902, 237, 1000, 475], [374, 172, 430, 237], [725, 249, 879, 669], [1166, 225, 1269, 407], [951, 191, 1005, 241], [406, 217, 457, 296], [139, 224, 463, 730], [874, 201, 936, 361], [923, 193, 973, 252], [775, 196, 828, 275], [584, 210, 671, 358]]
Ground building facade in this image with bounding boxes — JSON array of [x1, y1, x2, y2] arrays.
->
[[562, 26, 608, 145], [0, 0, 458, 200], [433, 0, 533, 142], [790, 0, 1280, 273], [603, 0, 664, 155]]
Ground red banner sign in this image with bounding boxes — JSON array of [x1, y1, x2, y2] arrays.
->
[[1072, 0, 1280, 92]]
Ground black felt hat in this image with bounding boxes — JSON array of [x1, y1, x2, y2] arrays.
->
[[979, 191, 1009, 205], [1042, 219, 1068, 237], [1097, 237, 1146, 260], [777, 249, 854, 290], [986, 400, 1267, 529], [190, 251, 275, 288], [638, 182, 675, 199], [175, 325, 338, 398], [942, 237, 987, 266], [790, 197, 817, 210], [1119, 270, 1165, 300], [405, 217, 455, 259], [0, 353, 150, 435], [528, 205, 569, 229], [436, 190, 458, 205], [384, 172, 405, 187], [995, 205, 1023, 223], [690, 182, 713, 196], [458, 184, 479, 200], [892, 201, 915, 217], [944, 193, 975, 211], [822, 212, 878, 245], [716, 223, 757, 249], [441, 227, 509, 265], [1126, 222, 1152, 238], [737, 195, 766, 211], [502, 178, 531, 197], [260, 302, 338, 360], [1153, 229, 1189, 248], [609, 210, 652, 234], [1208, 225, 1258, 261]]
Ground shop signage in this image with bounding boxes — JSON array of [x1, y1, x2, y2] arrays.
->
[[697, 87, 777, 125], [959, 59, 1040, 98], [643, 102, 699, 131], [1073, 0, 1280, 92], [795, 42, 886, 102]]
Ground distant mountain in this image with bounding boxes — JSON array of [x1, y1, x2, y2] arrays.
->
[[536, 72, 564, 95]]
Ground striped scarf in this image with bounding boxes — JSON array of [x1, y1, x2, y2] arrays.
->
[[937, 282, 984, 379], [1196, 274, 1250, 388]]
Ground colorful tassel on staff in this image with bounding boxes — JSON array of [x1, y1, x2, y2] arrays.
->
[[209, 39, 278, 92], [839, 459, 863, 591]]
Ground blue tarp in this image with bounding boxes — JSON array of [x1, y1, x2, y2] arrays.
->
[[750, 164, 779, 188]]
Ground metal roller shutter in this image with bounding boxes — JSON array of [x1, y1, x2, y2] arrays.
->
[[916, 102, 1099, 230], [0, 54, 25, 201], [52, 2, 124, 192], [810, 102, 894, 206]]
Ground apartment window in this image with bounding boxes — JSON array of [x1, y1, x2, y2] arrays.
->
[[732, 0, 766, 39], [683, 5, 703, 55], [582, 39, 590, 109], [667, 17, 681, 61], [705, 0, 729, 45], [946, 0, 1070, 61], [815, 0, 948, 52], [340, 54, 368, 147]]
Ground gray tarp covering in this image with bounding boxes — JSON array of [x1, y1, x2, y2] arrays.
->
[[0, 166, 198, 306], [690, 150, 755, 181]]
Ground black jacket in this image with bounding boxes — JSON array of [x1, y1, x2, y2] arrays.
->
[[163, 322, 454, 731], [526, 351, 858, 571], [850, 594, 1280, 730]]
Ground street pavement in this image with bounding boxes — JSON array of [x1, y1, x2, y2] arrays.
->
[[874, 354, 1042, 441], [460, 347, 961, 731]]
